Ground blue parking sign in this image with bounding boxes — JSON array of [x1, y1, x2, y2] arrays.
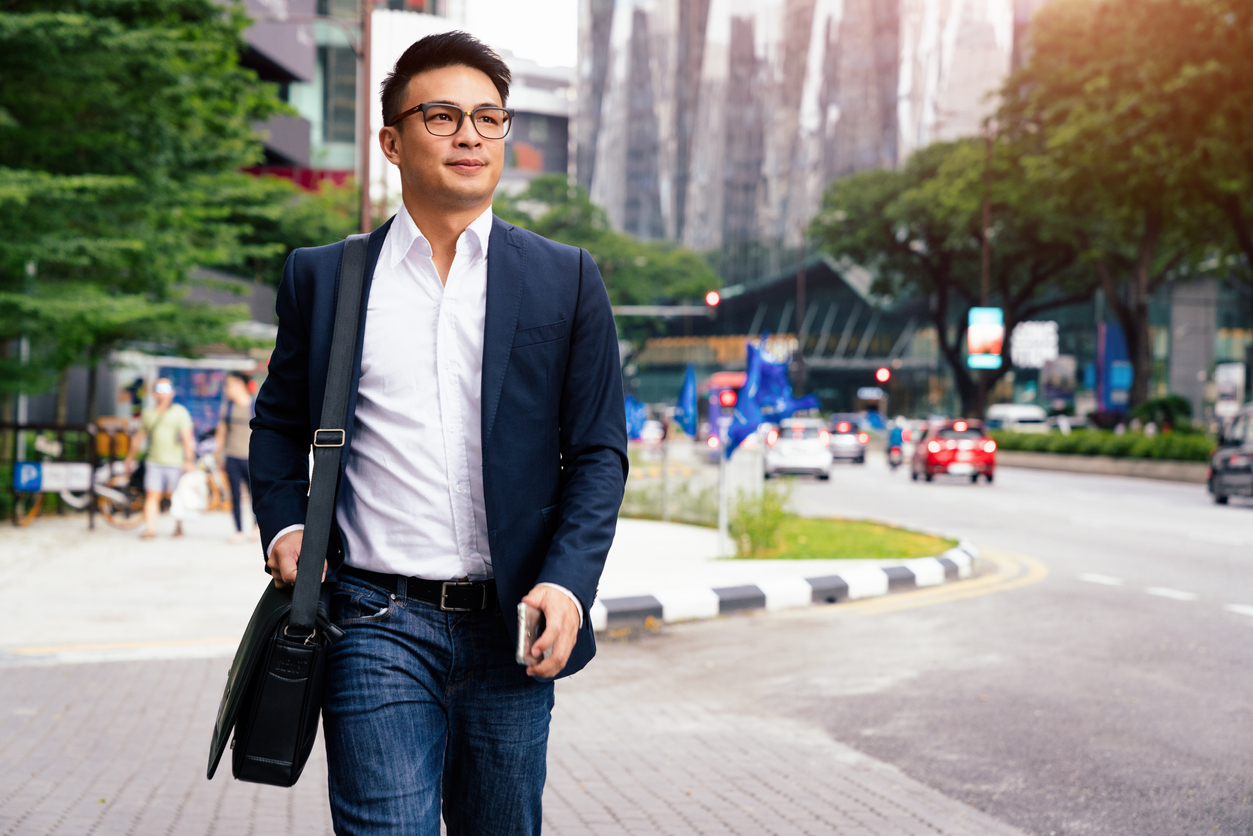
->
[[14, 462, 42, 492]]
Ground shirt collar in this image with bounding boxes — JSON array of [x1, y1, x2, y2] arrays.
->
[[388, 203, 494, 269]]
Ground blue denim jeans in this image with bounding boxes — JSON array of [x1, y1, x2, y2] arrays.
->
[[323, 572, 554, 836]]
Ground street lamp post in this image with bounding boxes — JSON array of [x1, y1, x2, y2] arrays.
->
[[358, 0, 373, 234]]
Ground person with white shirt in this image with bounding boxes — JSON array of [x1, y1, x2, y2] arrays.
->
[[247, 32, 628, 836]]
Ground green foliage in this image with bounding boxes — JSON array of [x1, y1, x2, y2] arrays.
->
[[996, 0, 1252, 406], [990, 429, 1213, 462], [207, 176, 360, 285], [496, 175, 722, 342], [1129, 394, 1194, 428], [0, 0, 289, 405], [730, 483, 792, 558]]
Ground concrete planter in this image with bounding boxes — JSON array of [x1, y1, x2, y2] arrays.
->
[[997, 450, 1208, 484]]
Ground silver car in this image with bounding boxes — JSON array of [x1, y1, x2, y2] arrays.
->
[[827, 413, 868, 464], [764, 418, 834, 480]]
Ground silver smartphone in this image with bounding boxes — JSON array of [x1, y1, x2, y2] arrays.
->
[[516, 602, 548, 666]]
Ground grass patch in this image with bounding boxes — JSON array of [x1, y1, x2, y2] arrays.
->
[[737, 516, 957, 561]]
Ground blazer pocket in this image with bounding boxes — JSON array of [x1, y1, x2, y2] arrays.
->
[[513, 319, 568, 348], [540, 504, 559, 535]]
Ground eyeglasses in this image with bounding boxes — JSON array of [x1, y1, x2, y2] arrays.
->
[[153, 382, 174, 394], [386, 102, 514, 139]]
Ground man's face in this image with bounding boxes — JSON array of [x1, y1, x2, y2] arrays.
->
[[154, 379, 175, 408], [379, 65, 506, 211]]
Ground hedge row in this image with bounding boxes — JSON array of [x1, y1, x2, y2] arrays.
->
[[989, 429, 1214, 462]]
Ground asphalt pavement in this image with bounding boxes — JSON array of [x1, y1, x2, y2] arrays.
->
[[764, 454, 1253, 835]]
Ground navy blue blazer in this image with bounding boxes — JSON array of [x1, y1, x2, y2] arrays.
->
[[249, 216, 629, 678]]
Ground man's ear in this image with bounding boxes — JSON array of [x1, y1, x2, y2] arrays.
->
[[379, 127, 403, 166]]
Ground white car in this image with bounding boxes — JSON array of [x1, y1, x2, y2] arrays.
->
[[764, 418, 834, 480], [985, 403, 1049, 433]]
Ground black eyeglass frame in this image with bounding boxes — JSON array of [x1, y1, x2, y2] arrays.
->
[[385, 102, 515, 138]]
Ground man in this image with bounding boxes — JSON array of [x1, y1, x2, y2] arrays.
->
[[213, 371, 258, 544], [124, 377, 196, 539], [249, 31, 627, 836]]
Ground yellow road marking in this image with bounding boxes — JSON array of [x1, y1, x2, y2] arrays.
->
[[6, 637, 237, 656], [777, 547, 1048, 621]]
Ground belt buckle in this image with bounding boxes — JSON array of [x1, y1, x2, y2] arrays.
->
[[439, 581, 484, 612]]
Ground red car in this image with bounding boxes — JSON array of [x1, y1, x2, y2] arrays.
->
[[911, 420, 996, 483]]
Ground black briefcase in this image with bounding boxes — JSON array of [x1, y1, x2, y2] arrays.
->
[[206, 232, 369, 787]]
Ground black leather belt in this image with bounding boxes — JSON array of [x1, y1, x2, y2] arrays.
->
[[339, 566, 497, 613]]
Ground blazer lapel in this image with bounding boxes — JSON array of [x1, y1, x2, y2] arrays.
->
[[481, 217, 527, 444]]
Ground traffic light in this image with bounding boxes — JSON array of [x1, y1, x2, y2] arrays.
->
[[718, 389, 737, 408], [875, 367, 891, 383], [705, 290, 721, 307]]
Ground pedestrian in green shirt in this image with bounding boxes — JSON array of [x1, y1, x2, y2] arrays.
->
[[123, 377, 196, 539]]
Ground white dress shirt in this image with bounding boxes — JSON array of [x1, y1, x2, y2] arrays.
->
[[269, 205, 581, 619]]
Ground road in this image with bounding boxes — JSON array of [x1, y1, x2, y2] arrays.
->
[[753, 457, 1253, 834]]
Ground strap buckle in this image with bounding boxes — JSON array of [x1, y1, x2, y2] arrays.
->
[[313, 428, 345, 448], [440, 581, 486, 612]]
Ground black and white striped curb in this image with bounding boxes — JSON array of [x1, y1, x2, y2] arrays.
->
[[589, 541, 980, 631]]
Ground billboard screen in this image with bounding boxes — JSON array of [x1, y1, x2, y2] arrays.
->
[[967, 307, 1004, 370]]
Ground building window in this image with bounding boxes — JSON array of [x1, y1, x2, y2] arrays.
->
[[320, 45, 357, 144]]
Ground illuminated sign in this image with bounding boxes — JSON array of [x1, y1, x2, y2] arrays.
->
[[1010, 321, 1059, 369], [967, 307, 1004, 370]]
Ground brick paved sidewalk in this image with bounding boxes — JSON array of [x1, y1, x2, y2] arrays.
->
[[1, 649, 1022, 836]]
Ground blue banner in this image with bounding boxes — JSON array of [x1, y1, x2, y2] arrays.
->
[[724, 340, 820, 458], [624, 394, 648, 440], [675, 365, 697, 438]]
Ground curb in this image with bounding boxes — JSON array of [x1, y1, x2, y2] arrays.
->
[[996, 450, 1208, 484], [590, 541, 980, 631]]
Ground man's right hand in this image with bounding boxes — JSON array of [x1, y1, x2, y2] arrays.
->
[[266, 530, 326, 588]]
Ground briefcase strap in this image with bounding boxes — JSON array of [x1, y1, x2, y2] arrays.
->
[[289, 232, 371, 633]]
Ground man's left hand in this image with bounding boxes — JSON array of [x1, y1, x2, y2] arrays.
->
[[520, 585, 581, 679]]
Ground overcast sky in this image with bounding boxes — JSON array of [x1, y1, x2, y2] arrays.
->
[[464, 0, 579, 68]]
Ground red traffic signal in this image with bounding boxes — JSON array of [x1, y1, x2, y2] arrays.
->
[[875, 367, 891, 383], [705, 290, 721, 306], [718, 389, 737, 408]]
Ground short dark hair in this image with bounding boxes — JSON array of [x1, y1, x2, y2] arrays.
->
[[227, 371, 250, 386], [380, 31, 512, 128]]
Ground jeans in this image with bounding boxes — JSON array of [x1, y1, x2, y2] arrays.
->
[[323, 572, 554, 836], [224, 456, 249, 532]]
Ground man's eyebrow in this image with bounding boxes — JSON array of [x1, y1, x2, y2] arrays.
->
[[421, 100, 503, 110]]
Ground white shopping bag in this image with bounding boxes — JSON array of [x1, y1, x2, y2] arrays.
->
[[170, 470, 209, 520]]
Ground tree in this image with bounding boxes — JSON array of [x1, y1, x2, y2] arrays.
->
[[207, 176, 361, 286], [811, 139, 1093, 417], [996, 0, 1238, 407], [0, 0, 287, 420], [497, 175, 722, 343]]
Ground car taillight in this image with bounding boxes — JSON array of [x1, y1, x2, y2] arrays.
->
[[767, 429, 779, 446], [836, 422, 850, 433], [857, 432, 869, 444], [984, 440, 997, 453], [927, 440, 941, 454], [707, 436, 720, 449], [902, 429, 912, 442], [819, 430, 830, 446], [1230, 455, 1250, 467]]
